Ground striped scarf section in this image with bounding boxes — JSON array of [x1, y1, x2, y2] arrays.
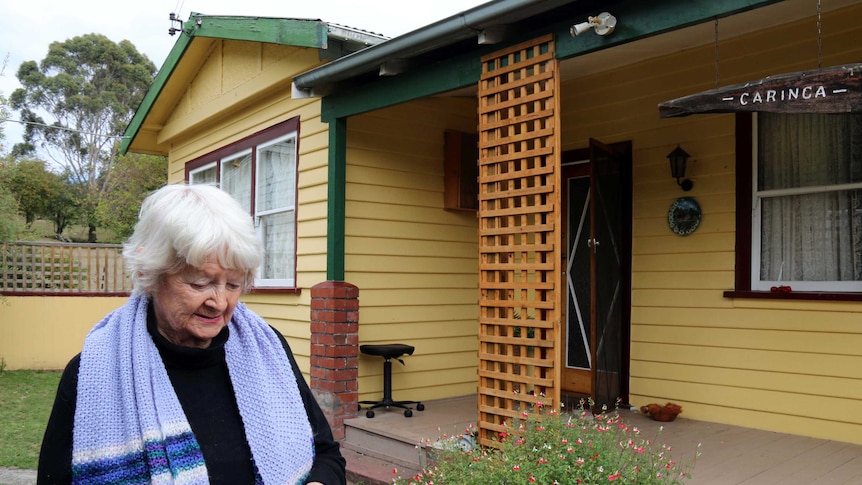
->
[[72, 294, 314, 484]]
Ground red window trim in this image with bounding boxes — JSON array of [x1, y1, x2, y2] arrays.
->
[[185, 117, 300, 178], [184, 117, 301, 294]]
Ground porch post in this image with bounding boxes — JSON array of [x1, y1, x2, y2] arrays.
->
[[310, 280, 359, 441]]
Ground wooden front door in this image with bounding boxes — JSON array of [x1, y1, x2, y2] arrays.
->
[[560, 139, 632, 407]]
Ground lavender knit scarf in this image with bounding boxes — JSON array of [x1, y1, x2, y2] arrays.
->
[[72, 294, 314, 484]]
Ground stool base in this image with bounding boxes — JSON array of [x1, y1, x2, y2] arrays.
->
[[358, 399, 425, 418], [359, 345, 425, 418]]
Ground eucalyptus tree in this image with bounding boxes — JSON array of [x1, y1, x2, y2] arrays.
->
[[10, 34, 156, 242]]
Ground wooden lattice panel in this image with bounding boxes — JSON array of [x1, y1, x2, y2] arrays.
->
[[476, 34, 562, 447]]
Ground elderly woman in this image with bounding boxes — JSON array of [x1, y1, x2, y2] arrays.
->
[[38, 184, 345, 484]]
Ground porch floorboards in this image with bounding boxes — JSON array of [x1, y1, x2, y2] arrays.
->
[[344, 395, 862, 484]]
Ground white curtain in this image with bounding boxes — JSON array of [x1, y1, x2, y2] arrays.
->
[[190, 164, 217, 185], [221, 153, 252, 213], [256, 138, 297, 281], [758, 113, 862, 282]]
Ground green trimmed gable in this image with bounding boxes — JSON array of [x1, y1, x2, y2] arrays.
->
[[122, 15, 375, 155]]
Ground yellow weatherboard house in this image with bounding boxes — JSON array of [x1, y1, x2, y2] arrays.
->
[[9, 0, 861, 448]]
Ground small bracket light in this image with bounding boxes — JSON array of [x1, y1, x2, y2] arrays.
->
[[570, 12, 617, 37]]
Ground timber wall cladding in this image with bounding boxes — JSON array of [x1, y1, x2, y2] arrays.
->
[[476, 34, 563, 447]]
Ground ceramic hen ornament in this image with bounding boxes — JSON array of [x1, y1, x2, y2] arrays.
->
[[640, 402, 683, 422]]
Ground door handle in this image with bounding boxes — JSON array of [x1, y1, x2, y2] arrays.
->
[[587, 238, 599, 253]]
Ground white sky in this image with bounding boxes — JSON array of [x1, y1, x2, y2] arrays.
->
[[0, 0, 491, 150]]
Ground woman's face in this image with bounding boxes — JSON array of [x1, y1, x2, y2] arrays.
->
[[152, 259, 246, 348]]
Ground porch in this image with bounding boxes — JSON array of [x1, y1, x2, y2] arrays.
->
[[343, 395, 862, 485]]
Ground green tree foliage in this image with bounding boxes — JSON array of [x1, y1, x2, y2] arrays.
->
[[96, 153, 167, 240], [0, 186, 19, 241], [0, 159, 23, 242], [4, 158, 63, 226], [10, 34, 156, 242], [47, 175, 83, 237]]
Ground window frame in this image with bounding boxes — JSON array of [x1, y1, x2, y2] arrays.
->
[[185, 117, 301, 293], [727, 112, 862, 301], [252, 133, 298, 289]]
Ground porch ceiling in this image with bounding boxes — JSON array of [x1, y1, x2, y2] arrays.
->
[[440, 0, 861, 98], [559, 0, 860, 83]]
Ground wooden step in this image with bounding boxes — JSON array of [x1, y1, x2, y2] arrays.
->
[[342, 396, 477, 483], [343, 447, 420, 485], [343, 417, 429, 471]]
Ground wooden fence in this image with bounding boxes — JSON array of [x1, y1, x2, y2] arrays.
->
[[0, 242, 132, 295]]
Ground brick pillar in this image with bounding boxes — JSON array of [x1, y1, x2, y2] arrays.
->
[[310, 281, 359, 441]]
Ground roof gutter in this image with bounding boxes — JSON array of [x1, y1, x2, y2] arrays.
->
[[292, 0, 572, 95]]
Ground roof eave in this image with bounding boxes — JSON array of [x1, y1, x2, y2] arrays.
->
[[291, 0, 573, 96]]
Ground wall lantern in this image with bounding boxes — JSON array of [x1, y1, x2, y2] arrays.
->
[[667, 145, 693, 191], [570, 12, 617, 37]]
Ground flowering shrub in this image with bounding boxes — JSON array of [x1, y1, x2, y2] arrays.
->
[[395, 399, 697, 485]]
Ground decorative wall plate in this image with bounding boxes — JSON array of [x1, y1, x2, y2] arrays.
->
[[667, 197, 702, 236]]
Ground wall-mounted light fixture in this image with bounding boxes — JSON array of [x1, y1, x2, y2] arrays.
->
[[570, 12, 617, 37], [667, 145, 693, 191]]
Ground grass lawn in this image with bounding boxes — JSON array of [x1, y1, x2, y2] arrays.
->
[[18, 219, 121, 244], [0, 368, 62, 469]]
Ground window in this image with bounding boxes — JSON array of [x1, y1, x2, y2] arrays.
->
[[186, 117, 300, 289], [443, 130, 479, 211], [749, 112, 862, 293], [189, 162, 217, 185]]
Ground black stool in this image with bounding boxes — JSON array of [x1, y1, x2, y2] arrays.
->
[[359, 344, 425, 418]]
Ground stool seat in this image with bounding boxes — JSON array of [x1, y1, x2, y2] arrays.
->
[[360, 344, 414, 359], [359, 343, 424, 418]]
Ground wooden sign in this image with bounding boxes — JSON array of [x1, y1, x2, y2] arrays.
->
[[659, 63, 862, 118]]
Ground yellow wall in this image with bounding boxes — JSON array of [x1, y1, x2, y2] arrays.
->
[[560, 4, 862, 444], [346, 98, 480, 402], [161, 40, 481, 401], [161, 40, 330, 374], [0, 296, 127, 370]]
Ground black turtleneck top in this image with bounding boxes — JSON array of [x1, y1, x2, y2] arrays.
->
[[37, 308, 346, 484]]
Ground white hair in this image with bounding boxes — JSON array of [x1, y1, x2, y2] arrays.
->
[[123, 184, 263, 295]]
